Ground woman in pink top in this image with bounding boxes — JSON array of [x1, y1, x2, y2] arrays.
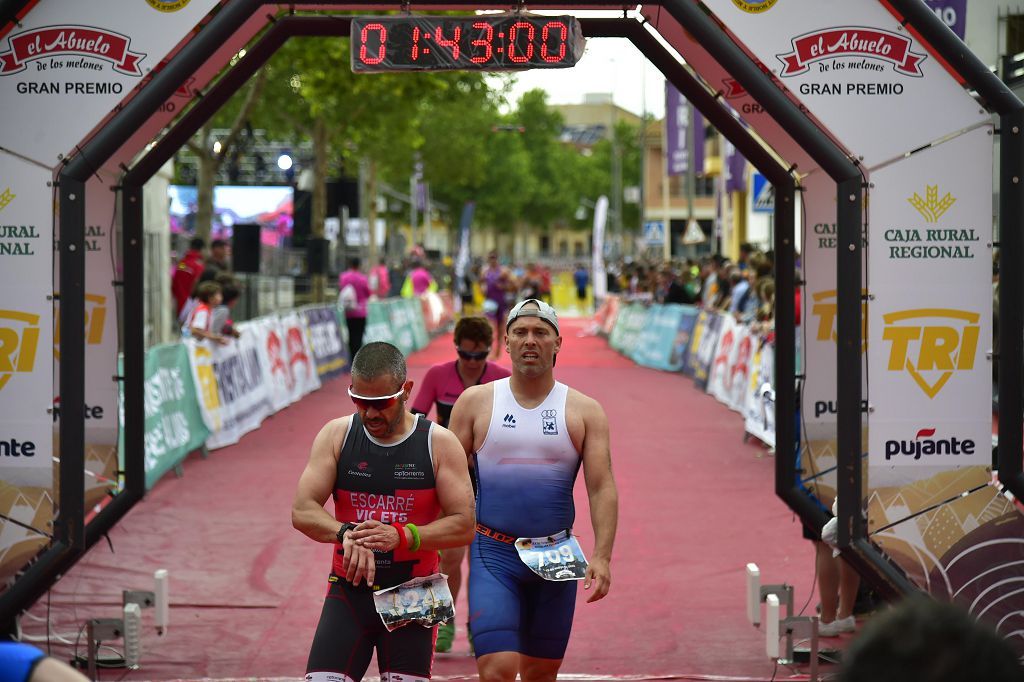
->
[[410, 316, 510, 653], [407, 260, 436, 296], [338, 257, 371, 357]]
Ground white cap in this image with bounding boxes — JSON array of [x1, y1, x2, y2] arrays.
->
[[506, 298, 559, 335]]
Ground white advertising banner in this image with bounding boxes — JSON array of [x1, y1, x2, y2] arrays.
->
[[706, 314, 738, 401], [279, 311, 321, 400], [867, 126, 993, 486], [0, 0, 220, 164], [254, 313, 321, 412], [744, 337, 776, 448], [700, 0, 990, 167], [0, 154, 53, 488], [187, 332, 274, 451]]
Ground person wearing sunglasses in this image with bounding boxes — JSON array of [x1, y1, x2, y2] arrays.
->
[[293, 342, 475, 682], [448, 299, 619, 682], [410, 316, 510, 653]]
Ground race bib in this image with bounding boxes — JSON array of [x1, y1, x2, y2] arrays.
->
[[514, 531, 588, 581], [372, 573, 455, 632]]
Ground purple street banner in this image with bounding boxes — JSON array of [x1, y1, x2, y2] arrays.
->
[[691, 106, 705, 176], [924, 0, 966, 40], [726, 141, 747, 194], [665, 81, 689, 176]]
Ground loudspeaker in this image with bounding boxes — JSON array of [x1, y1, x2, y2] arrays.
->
[[330, 177, 359, 219], [308, 237, 329, 275], [232, 223, 261, 273], [292, 189, 312, 248]]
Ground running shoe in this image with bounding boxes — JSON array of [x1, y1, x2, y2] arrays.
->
[[436, 621, 455, 653], [818, 615, 856, 637]]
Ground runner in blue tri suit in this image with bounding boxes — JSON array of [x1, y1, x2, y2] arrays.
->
[[449, 299, 619, 682]]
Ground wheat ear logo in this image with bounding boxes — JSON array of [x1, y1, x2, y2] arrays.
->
[[0, 187, 14, 211], [908, 185, 956, 223]]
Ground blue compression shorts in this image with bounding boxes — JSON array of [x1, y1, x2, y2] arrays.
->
[[468, 532, 577, 659], [0, 642, 45, 682]]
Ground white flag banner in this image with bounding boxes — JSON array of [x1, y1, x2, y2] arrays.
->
[[0, 153, 53, 488], [699, 0, 989, 168], [592, 196, 608, 301], [867, 126, 993, 486]]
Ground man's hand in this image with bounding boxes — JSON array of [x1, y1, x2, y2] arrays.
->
[[584, 557, 611, 603], [350, 519, 402, 552], [340, 530, 377, 586]]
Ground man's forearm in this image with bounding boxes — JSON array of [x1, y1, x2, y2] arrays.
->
[[411, 512, 475, 551], [589, 483, 619, 560], [292, 503, 342, 543]]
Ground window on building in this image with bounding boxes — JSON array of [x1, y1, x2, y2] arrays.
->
[[1007, 14, 1024, 57], [539, 235, 550, 256]]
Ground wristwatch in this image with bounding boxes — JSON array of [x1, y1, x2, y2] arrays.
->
[[336, 522, 358, 543]]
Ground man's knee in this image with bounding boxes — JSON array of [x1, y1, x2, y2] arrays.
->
[[520, 655, 562, 682], [477, 652, 518, 682]]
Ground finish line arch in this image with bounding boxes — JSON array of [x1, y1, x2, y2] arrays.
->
[[1, 0, 1021, 648]]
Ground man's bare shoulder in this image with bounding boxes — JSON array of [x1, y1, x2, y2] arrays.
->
[[317, 415, 353, 450], [455, 382, 494, 407], [566, 387, 607, 422]]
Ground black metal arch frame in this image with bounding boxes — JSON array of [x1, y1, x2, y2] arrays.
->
[[2, 0, 1020, 624]]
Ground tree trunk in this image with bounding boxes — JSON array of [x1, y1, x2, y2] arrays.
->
[[311, 116, 328, 303], [367, 158, 379, 268], [195, 124, 216, 243]]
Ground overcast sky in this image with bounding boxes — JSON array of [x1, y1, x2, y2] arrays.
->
[[497, 36, 668, 120]]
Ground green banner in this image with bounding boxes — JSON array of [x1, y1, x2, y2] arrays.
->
[[363, 300, 395, 346], [140, 343, 211, 489], [630, 304, 695, 372], [609, 304, 650, 355], [407, 298, 430, 351]]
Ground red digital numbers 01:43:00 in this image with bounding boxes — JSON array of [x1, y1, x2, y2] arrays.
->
[[357, 20, 571, 65]]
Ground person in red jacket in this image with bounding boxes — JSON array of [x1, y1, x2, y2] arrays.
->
[[172, 237, 206, 318]]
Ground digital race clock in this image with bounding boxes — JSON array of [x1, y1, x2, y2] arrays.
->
[[351, 14, 586, 73]]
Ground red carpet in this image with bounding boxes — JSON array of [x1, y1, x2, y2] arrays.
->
[[20, 319, 830, 680]]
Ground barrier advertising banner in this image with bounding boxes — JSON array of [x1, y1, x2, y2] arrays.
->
[[691, 312, 722, 390], [701, 0, 989, 167], [867, 126, 993, 487], [669, 306, 700, 374], [363, 301, 394, 347], [744, 337, 776, 448], [278, 311, 321, 399], [303, 305, 348, 381], [0, 0, 220, 164], [706, 314, 739, 403], [187, 333, 273, 450], [608, 304, 649, 357], [0, 154, 53, 489], [141, 343, 209, 490], [630, 304, 691, 372]]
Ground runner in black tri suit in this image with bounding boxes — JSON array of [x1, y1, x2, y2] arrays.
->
[[293, 342, 475, 682]]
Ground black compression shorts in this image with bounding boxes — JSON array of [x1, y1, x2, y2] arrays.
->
[[305, 575, 437, 682]]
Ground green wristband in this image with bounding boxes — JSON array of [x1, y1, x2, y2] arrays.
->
[[407, 522, 421, 552]]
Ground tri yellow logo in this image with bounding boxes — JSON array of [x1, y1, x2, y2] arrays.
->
[[810, 289, 868, 353], [0, 187, 14, 211], [908, 185, 955, 223], [0, 310, 40, 392], [881, 308, 979, 399]]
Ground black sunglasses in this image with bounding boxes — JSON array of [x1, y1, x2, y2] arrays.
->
[[457, 349, 489, 361]]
